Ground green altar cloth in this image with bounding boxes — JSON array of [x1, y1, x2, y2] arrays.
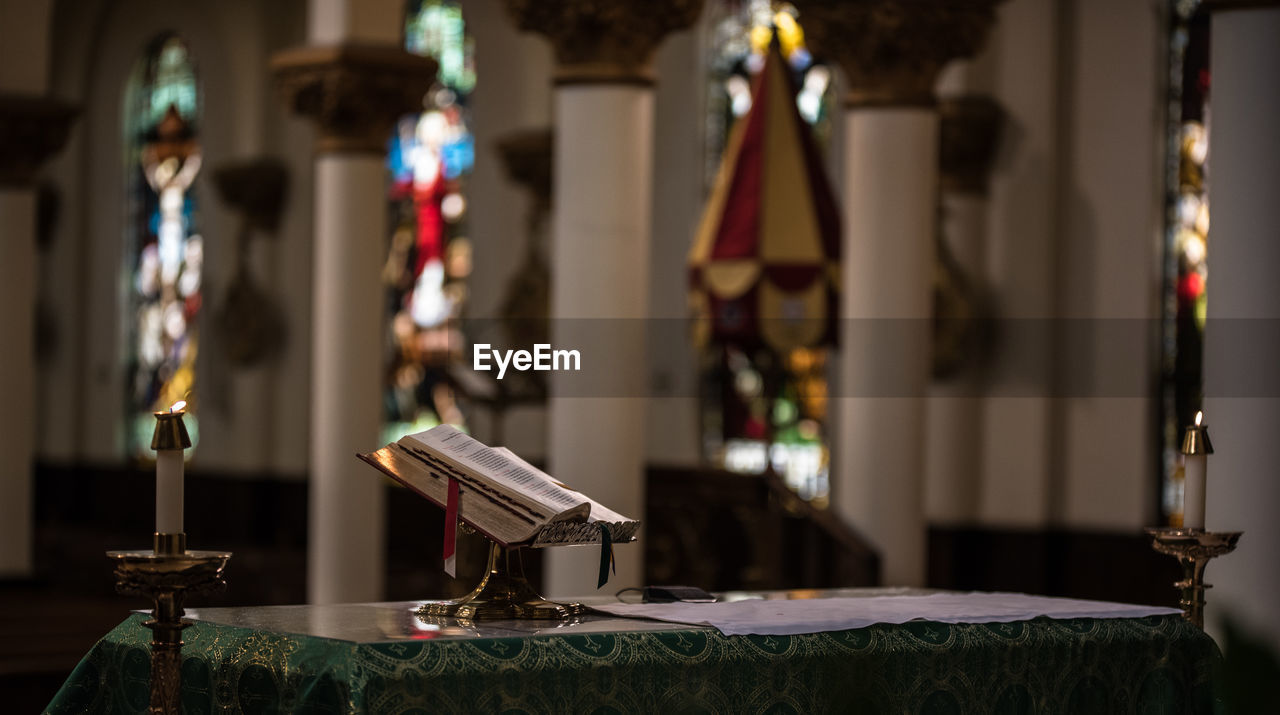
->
[[46, 602, 1218, 714]]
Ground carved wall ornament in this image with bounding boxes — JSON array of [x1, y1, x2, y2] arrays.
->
[[214, 158, 289, 233], [212, 159, 290, 368], [496, 128, 553, 212], [939, 94, 1004, 195], [271, 44, 438, 154], [791, 0, 1003, 107], [0, 93, 77, 188], [503, 0, 705, 85]]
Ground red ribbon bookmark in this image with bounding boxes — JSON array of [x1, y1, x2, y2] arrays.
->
[[443, 477, 460, 577]]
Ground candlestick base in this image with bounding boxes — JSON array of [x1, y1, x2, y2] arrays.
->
[[107, 546, 231, 714], [418, 542, 586, 621], [1144, 527, 1240, 629]]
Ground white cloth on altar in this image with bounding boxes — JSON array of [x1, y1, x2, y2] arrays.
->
[[590, 591, 1182, 636]]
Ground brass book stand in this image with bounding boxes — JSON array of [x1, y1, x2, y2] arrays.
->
[[418, 541, 587, 621]]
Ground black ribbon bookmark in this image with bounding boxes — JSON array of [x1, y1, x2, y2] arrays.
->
[[597, 524, 615, 589]]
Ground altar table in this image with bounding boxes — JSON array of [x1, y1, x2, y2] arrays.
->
[[46, 592, 1218, 714]]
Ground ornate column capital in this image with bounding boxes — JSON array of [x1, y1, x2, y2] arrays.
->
[[271, 44, 437, 154], [939, 95, 1004, 195], [0, 93, 77, 188], [792, 0, 1003, 107], [503, 0, 704, 86]]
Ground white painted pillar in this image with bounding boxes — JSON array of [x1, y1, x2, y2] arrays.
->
[[544, 86, 654, 597], [0, 0, 60, 580], [1203, 3, 1280, 650], [274, 0, 433, 603], [837, 109, 938, 586], [796, 0, 999, 587], [307, 156, 388, 603], [504, 0, 702, 598], [0, 188, 36, 577]]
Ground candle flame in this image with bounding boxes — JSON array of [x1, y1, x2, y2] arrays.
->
[[170, 400, 187, 413], [1195, 410, 1203, 426]]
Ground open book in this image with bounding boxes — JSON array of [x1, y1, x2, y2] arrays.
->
[[359, 425, 640, 549]]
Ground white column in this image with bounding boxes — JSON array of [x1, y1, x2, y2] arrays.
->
[[837, 109, 938, 586], [925, 192, 986, 524], [0, 188, 36, 577], [308, 156, 387, 603], [503, 0, 701, 598], [276, 0, 427, 604], [0, 0, 57, 580], [1203, 4, 1280, 650], [544, 86, 653, 597]]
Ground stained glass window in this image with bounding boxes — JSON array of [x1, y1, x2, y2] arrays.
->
[[701, 0, 834, 503], [123, 35, 202, 457], [708, 345, 831, 503], [1160, 0, 1210, 525], [383, 0, 476, 443]]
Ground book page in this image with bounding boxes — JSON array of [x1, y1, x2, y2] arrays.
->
[[492, 447, 636, 526], [404, 425, 589, 522], [492, 447, 640, 546]]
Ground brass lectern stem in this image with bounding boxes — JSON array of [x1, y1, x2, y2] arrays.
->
[[419, 543, 586, 621]]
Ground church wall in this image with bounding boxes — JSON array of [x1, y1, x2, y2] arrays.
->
[[644, 16, 707, 466], [1202, 7, 1280, 653], [464, 0, 552, 325], [972, 0, 1063, 529], [0, 1, 53, 93], [260, 0, 315, 476], [308, 0, 403, 45], [191, 0, 295, 475], [958, 0, 1162, 532], [39, 0, 314, 474], [460, 0, 554, 459], [1055, 0, 1162, 530], [34, 0, 99, 465]]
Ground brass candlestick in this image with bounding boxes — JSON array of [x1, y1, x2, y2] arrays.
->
[[108, 534, 231, 711], [105, 405, 232, 714], [107, 537, 231, 714], [419, 542, 586, 621], [1145, 527, 1241, 629]]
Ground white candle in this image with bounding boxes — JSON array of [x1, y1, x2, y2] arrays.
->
[[1182, 411, 1208, 530], [1183, 454, 1206, 530], [154, 400, 188, 534], [155, 449, 184, 534]]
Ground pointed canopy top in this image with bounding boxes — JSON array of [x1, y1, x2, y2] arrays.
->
[[689, 36, 840, 351]]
